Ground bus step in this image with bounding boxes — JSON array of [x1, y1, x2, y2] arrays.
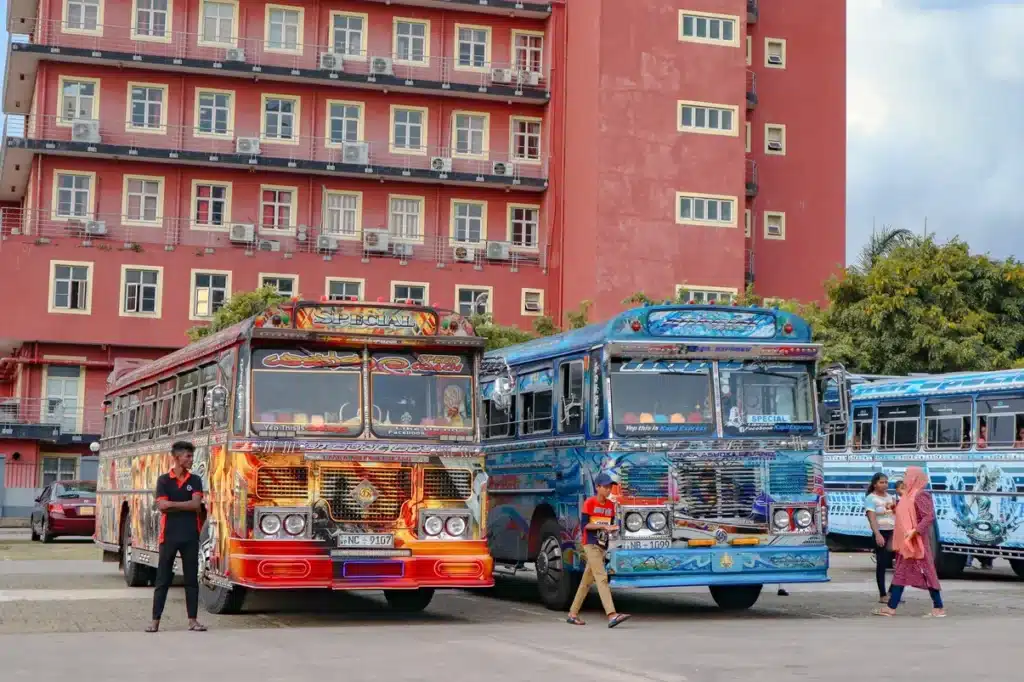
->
[[494, 561, 528, 576]]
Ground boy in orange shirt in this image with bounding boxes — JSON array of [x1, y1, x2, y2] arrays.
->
[[566, 473, 632, 628]]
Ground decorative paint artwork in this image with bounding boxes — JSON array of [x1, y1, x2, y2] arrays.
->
[[646, 310, 777, 339], [294, 305, 439, 336]]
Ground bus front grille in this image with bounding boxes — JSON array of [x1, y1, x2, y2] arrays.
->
[[619, 464, 671, 498], [767, 461, 814, 495], [423, 468, 473, 500], [674, 462, 760, 520], [256, 467, 310, 499], [320, 467, 413, 523]]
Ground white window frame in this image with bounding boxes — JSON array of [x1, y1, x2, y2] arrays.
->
[[330, 11, 368, 61], [764, 211, 787, 240], [450, 199, 488, 245], [322, 190, 362, 240], [57, 76, 101, 126], [512, 30, 544, 75], [510, 116, 542, 164], [119, 264, 164, 318], [324, 99, 365, 148], [131, 0, 172, 43], [746, 35, 752, 66], [391, 281, 429, 306], [387, 195, 425, 243], [121, 174, 165, 226], [744, 209, 752, 238], [62, 0, 104, 36], [674, 285, 738, 305], [677, 100, 739, 136], [264, 4, 304, 55], [126, 81, 169, 134], [50, 170, 96, 222], [675, 192, 738, 228], [194, 87, 235, 139], [198, 0, 239, 48], [389, 105, 428, 156], [259, 273, 299, 298], [259, 185, 298, 234], [521, 288, 544, 316], [326, 277, 365, 302], [507, 203, 540, 250], [261, 94, 301, 145], [745, 121, 751, 153], [190, 179, 232, 231], [765, 123, 787, 156], [48, 260, 94, 315], [455, 285, 493, 316], [190, 269, 232, 321], [393, 17, 430, 66], [678, 11, 739, 47], [451, 111, 490, 159], [765, 38, 787, 69], [454, 23, 492, 72]]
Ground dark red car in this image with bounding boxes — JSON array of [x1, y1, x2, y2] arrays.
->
[[30, 480, 97, 542]]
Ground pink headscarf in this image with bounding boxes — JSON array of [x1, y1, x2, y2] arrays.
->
[[892, 466, 928, 559]]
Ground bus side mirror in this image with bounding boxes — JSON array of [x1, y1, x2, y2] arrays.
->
[[817, 364, 850, 429], [492, 377, 513, 412], [207, 385, 229, 425]]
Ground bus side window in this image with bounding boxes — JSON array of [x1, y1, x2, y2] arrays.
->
[[559, 360, 584, 434], [174, 370, 200, 434], [924, 399, 971, 450], [976, 396, 1024, 449], [878, 403, 920, 450], [156, 379, 175, 437], [825, 424, 846, 451], [126, 394, 140, 443], [195, 364, 218, 431], [851, 406, 873, 451], [483, 396, 515, 439], [589, 350, 604, 436]]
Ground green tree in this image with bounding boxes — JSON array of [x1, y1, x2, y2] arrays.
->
[[469, 313, 535, 351], [186, 286, 286, 342], [854, 225, 917, 273], [565, 300, 592, 329], [532, 315, 559, 337]]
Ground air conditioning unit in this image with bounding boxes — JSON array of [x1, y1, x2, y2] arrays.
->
[[257, 239, 281, 252], [225, 47, 246, 62], [370, 56, 394, 76], [363, 229, 390, 253], [393, 242, 414, 258], [341, 141, 369, 165], [486, 241, 511, 261], [84, 220, 107, 236], [767, 141, 783, 152], [71, 119, 100, 143], [229, 223, 255, 243], [767, 54, 783, 65], [316, 234, 339, 252], [491, 161, 515, 177], [452, 245, 476, 263], [490, 68, 514, 83], [430, 156, 452, 173], [236, 137, 261, 155], [319, 52, 344, 71], [517, 70, 542, 87]]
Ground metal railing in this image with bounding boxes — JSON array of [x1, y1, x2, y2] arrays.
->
[[11, 113, 549, 182], [1, 207, 549, 270], [745, 158, 758, 196], [747, 0, 760, 23], [0, 397, 105, 435], [11, 17, 551, 95], [746, 70, 758, 108]]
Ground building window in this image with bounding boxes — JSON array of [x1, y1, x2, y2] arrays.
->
[[327, 101, 362, 145], [262, 95, 299, 143], [456, 25, 490, 70], [452, 200, 486, 244], [508, 204, 539, 249], [123, 176, 162, 224], [50, 262, 92, 313], [511, 118, 541, 162], [676, 286, 736, 304], [388, 196, 423, 241], [327, 278, 363, 301], [200, 0, 237, 46], [193, 182, 230, 228], [54, 172, 93, 219], [59, 78, 98, 123], [745, 121, 751, 153], [513, 31, 543, 73], [266, 5, 302, 52], [260, 187, 296, 231], [133, 0, 169, 40], [521, 289, 544, 316], [764, 211, 786, 240], [678, 101, 737, 135], [678, 11, 737, 46], [392, 283, 427, 305], [65, 0, 101, 33], [456, 287, 491, 316], [394, 19, 428, 64], [391, 107, 426, 154], [42, 456, 78, 486], [323, 191, 361, 238], [765, 38, 787, 68], [452, 112, 488, 158], [746, 35, 752, 65], [192, 271, 230, 318], [260, 275, 297, 297], [745, 209, 752, 238], [676, 193, 736, 227], [765, 124, 787, 155], [123, 267, 160, 315], [196, 89, 233, 137], [128, 83, 167, 132], [331, 12, 365, 58]]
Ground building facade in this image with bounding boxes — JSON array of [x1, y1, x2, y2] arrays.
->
[[0, 0, 845, 497]]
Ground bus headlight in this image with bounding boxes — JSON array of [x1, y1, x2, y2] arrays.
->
[[260, 514, 282, 536], [445, 516, 467, 537], [772, 509, 790, 531], [423, 515, 444, 536], [624, 512, 644, 533], [794, 508, 814, 529], [283, 514, 306, 536], [646, 512, 668, 532]]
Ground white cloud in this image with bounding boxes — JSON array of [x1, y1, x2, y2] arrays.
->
[[847, 0, 1024, 260]]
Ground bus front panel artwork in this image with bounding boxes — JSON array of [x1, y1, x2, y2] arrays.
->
[[481, 305, 834, 612], [94, 300, 492, 614]]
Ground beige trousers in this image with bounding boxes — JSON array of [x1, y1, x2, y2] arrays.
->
[[569, 544, 616, 616]]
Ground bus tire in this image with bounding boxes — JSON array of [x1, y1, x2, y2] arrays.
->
[[1009, 559, 1024, 579], [535, 519, 580, 611], [121, 516, 152, 588], [198, 522, 247, 615], [929, 528, 966, 579], [709, 584, 763, 611], [384, 588, 435, 612]]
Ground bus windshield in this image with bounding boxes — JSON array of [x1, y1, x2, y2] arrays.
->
[[719, 361, 816, 436], [610, 360, 715, 436], [250, 348, 363, 435], [370, 352, 474, 439]]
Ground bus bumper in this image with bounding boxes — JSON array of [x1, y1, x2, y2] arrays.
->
[[226, 539, 494, 590], [606, 544, 829, 588]]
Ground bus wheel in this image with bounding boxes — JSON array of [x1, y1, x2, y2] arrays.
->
[[535, 519, 580, 611], [709, 584, 763, 611], [384, 588, 435, 612], [121, 517, 152, 587], [929, 532, 966, 579], [198, 522, 247, 615], [1009, 559, 1024, 579]]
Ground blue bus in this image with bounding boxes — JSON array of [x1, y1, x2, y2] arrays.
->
[[480, 304, 838, 611], [823, 369, 1024, 578]]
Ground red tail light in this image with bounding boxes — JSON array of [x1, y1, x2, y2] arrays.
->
[[49, 503, 65, 514]]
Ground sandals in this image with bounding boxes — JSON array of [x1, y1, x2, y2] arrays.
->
[[872, 607, 895, 617], [145, 623, 160, 633], [566, 615, 586, 626], [608, 613, 632, 628], [923, 611, 947, 618], [188, 622, 208, 632]]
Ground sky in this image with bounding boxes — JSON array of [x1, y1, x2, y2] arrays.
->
[[0, 0, 1021, 263]]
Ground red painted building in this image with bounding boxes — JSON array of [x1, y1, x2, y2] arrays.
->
[[0, 0, 844, 494]]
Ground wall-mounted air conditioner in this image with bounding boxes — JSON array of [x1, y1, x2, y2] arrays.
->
[[317, 234, 339, 252], [452, 245, 476, 263], [229, 223, 255, 243], [393, 242, 414, 258], [71, 119, 100, 143], [490, 68, 514, 84], [363, 229, 390, 253], [225, 48, 246, 62], [370, 57, 394, 76], [236, 137, 261, 155], [430, 157, 452, 173], [84, 220, 107, 236], [486, 241, 511, 261], [319, 52, 344, 71], [491, 161, 515, 177], [517, 70, 542, 87], [257, 239, 281, 252], [342, 141, 369, 165]]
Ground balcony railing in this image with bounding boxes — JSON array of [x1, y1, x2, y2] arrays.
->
[[9, 18, 550, 101], [747, 0, 760, 24], [745, 159, 759, 198], [746, 70, 758, 109], [1, 207, 550, 271], [0, 397, 105, 437], [360, 0, 552, 17]]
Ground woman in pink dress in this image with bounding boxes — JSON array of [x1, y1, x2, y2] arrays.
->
[[872, 466, 946, 618]]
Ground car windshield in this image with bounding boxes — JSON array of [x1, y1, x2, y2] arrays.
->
[[370, 353, 474, 439], [250, 348, 363, 435], [719, 361, 816, 436], [610, 360, 715, 436], [56, 481, 96, 497]]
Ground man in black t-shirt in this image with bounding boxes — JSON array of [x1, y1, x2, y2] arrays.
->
[[147, 441, 207, 632]]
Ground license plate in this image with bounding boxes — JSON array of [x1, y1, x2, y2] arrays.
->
[[619, 539, 671, 550], [337, 533, 394, 548], [78, 506, 95, 516]]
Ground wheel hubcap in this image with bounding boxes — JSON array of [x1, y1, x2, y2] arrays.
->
[[537, 537, 563, 586]]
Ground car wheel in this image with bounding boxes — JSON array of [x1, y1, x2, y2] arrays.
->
[[30, 518, 40, 542], [41, 518, 54, 543]]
